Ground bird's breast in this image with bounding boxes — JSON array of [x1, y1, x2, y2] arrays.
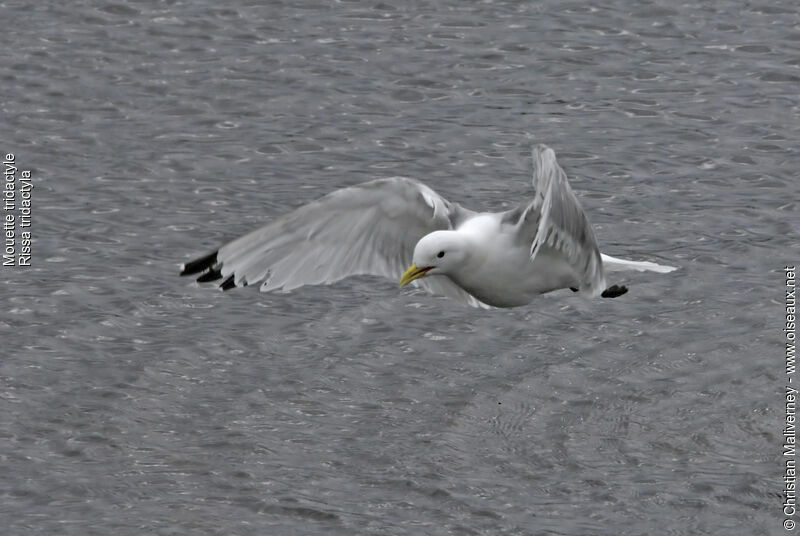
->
[[450, 244, 579, 308]]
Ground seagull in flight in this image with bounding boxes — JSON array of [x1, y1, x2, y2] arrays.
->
[[181, 145, 676, 308]]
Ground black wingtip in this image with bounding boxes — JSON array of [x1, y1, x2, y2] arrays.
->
[[180, 251, 218, 276], [197, 267, 223, 282], [220, 275, 236, 291], [181, 250, 241, 291]]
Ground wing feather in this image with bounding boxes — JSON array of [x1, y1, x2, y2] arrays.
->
[[181, 177, 487, 306], [513, 145, 605, 295]]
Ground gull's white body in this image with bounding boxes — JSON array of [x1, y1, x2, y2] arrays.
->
[[181, 145, 676, 308], [438, 215, 576, 307]]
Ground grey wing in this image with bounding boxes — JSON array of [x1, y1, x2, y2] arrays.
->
[[180, 177, 486, 306], [508, 145, 605, 295]]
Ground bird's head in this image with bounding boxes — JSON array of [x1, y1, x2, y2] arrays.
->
[[399, 231, 468, 287]]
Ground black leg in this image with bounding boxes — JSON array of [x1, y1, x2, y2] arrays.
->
[[601, 284, 628, 298]]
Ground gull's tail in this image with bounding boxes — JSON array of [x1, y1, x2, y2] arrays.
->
[[600, 253, 677, 274]]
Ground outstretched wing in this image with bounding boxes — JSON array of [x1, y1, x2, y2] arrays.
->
[[506, 145, 605, 295], [181, 177, 486, 307]]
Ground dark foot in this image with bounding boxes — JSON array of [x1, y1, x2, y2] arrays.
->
[[601, 284, 628, 298]]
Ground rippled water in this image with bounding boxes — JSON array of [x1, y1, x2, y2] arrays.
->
[[2, 0, 796, 534]]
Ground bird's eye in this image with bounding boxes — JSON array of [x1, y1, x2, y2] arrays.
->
[[437, 251, 445, 258]]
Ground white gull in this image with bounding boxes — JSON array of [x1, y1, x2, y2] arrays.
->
[[181, 145, 676, 308]]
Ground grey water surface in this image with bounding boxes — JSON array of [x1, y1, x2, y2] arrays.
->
[[1, 1, 797, 534]]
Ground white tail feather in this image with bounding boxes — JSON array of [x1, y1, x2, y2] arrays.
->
[[600, 253, 677, 273]]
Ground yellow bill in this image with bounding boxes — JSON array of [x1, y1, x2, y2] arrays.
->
[[399, 263, 433, 288]]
